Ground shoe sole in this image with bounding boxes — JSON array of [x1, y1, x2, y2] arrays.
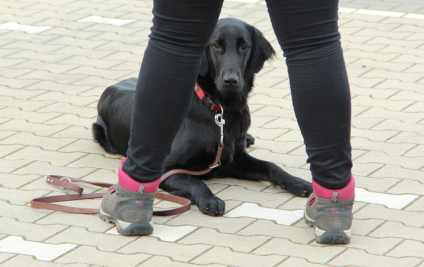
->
[[304, 210, 351, 244], [99, 207, 153, 236]]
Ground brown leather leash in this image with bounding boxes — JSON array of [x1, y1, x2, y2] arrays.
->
[[31, 107, 226, 217]]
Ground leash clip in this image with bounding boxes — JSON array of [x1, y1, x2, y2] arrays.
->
[[59, 177, 72, 190], [215, 106, 225, 146]]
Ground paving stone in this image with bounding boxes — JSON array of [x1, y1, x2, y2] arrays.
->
[[0, 253, 16, 265], [6, 50, 72, 63], [276, 257, 328, 267], [52, 46, 116, 60], [351, 137, 415, 155], [386, 240, 424, 258], [12, 160, 96, 178], [0, 95, 52, 111], [354, 204, 424, 227], [68, 153, 120, 170], [0, 255, 88, 267], [352, 219, 385, 236], [37, 212, 113, 233], [0, 173, 41, 189], [216, 186, 292, 208], [370, 221, 424, 242], [0, 236, 77, 262], [0, 217, 67, 242], [253, 238, 345, 264], [405, 196, 424, 212], [0, 144, 24, 157], [344, 235, 403, 255], [404, 144, 424, 157], [137, 256, 225, 267], [0, 107, 61, 124], [11, 59, 78, 74], [0, 158, 33, 174], [59, 55, 124, 69], [355, 187, 418, 209], [55, 246, 149, 266], [0, 200, 52, 223], [117, 236, 211, 262], [354, 175, 400, 193], [166, 210, 255, 234], [0, 132, 76, 151], [371, 165, 424, 182], [387, 180, 424, 195], [0, 186, 49, 205], [5, 146, 86, 166], [328, 248, 421, 267], [237, 220, 315, 244], [192, 246, 286, 267], [248, 149, 306, 168], [355, 151, 424, 169], [178, 228, 269, 253]]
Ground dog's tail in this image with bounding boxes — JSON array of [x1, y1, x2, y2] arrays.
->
[[92, 116, 120, 155]]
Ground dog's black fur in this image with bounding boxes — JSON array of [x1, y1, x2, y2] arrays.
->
[[93, 18, 312, 216]]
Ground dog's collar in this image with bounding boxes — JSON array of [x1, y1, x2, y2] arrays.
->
[[195, 83, 222, 112]]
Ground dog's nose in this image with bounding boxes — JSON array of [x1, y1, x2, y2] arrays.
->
[[223, 75, 239, 87]]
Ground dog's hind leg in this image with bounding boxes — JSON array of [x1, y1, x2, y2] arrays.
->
[[160, 174, 225, 216], [92, 116, 120, 155]]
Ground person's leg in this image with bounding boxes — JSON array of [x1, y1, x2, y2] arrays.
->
[[99, 0, 223, 236], [265, 0, 354, 244]]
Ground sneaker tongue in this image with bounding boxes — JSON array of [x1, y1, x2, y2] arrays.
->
[[312, 176, 355, 200]]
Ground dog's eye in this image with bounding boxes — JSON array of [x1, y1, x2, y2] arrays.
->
[[214, 43, 221, 50], [241, 44, 248, 50]]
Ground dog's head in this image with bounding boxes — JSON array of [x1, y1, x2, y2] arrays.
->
[[198, 18, 275, 110]]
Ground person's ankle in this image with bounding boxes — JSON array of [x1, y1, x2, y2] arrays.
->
[[118, 158, 160, 193], [312, 176, 355, 200]]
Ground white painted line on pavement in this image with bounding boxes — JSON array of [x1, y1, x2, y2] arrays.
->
[[106, 224, 197, 242], [404, 13, 424, 20], [77, 16, 136, 26], [225, 203, 304, 225], [354, 9, 405, 17], [0, 236, 77, 261], [356, 188, 418, 209], [0, 22, 52, 34]]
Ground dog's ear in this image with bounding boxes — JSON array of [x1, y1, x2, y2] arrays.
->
[[198, 48, 209, 76], [251, 27, 276, 73]]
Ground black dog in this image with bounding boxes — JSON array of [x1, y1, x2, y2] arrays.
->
[[93, 18, 312, 216]]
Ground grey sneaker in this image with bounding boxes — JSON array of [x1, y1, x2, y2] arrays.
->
[[304, 192, 354, 244], [99, 183, 155, 236]]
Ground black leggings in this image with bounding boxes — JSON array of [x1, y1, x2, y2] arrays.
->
[[122, 0, 352, 190]]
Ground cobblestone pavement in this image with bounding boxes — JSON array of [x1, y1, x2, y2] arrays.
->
[[0, 0, 423, 266]]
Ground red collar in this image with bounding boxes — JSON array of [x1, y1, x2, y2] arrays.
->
[[195, 83, 222, 112]]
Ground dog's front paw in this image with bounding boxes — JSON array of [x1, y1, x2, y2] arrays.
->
[[278, 178, 313, 197], [246, 133, 255, 148], [196, 195, 225, 216]]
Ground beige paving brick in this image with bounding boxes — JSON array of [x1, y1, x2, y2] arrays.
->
[[405, 196, 424, 212], [178, 228, 269, 253], [404, 145, 424, 157], [0, 200, 52, 223], [355, 151, 423, 169], [248, 127, 290, 140], [370, 221, 424, 242], [252, 105, 296, 118], [344, 50, 399, 62], [52, 46, 116, 60], [138, 255, 225, 267], [101, 51, 142, 62], [0, 144, 24, 157], [65, 66, 132, 80], [12, 160, 96, 177], [358, 107, 424, 124], [44, 114, 95, 129], [350, 85, 399, 99], [365, 36, 424, 48], [166, 210, 255, 234], [48, 36, 108, 50], [216, 186, 292, 208], [371, 165, 424, 182], [51, 126, 93, 140], [0, 187, 49, 205], [0, 132, 76, 151], [0, 86, 47, 100], [387, 180, 424, 195], [328, 248, 421, 267], [262, 118, 302, 130], [0, 217, 67, 242], [250, 116, 278, 128], [55, 246, 149, 266], [352, 117, 385, 129], [237, 220, 314, 244], [58, 139, 109, 155], [351, 137, 415, 155], [372, 119, 424, 136], [46, 226, 136, 252], [0, 96, 52, 111], [192, 246, 286, 267], [117, 236, 211, 262], [6, 50, 71, 63], [353, 96, 414, 112], [404, 63, 424, 74], [0, 173, 41, 189], [249, 139, 302, 154], [0, 253, 15, 265], [37, 102, 96, 118], [404, 102, 424, 112], [0, 68, 34, 78], [389, 90, 424, 102], [352, 219, 385, 236], [0, 158, 33, 173], [354, 176, 401, 193], [344, 235, 402, 255], [277, 257, 328, 267], [5, 146, 86, 166], [12, 60, 78, 75], [71, 76, 118, 88], [0, 255, 88, 267], [25, 81, 95, 95], [69, 154, 120, 170], [253, 238, 345, 264], [0, 58, 26, 68], [249, 149, 306, 168], [354, 204, 424, 227], [361, 69, 424, 83], [19, 70, 86, 85], [391, 54, 424, 64], [351, 127, 398, 141], [0, 107, 61, 123], [386, 240, 424, 258], [59, 55, 124, 69]]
